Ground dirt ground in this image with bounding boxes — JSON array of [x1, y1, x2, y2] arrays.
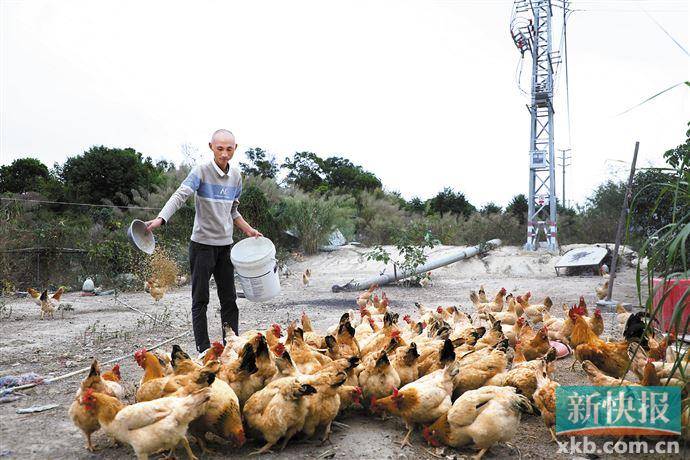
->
[[0, 244, 685, 459]]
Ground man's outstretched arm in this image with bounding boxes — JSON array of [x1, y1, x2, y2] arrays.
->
[[145, 169, 199, 232]]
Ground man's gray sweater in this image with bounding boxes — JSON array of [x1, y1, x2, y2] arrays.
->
[[158, 160, 242, 246]]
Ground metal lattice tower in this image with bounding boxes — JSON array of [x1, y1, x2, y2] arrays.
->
[[511, 0, 565, 251]]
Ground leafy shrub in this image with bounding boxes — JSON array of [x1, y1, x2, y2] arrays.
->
[[60, 146, 166, 206], [356, 191, 408, 244], [630, 126, 689, 380], [0, 158, 51, 194], [460, 213, 523, 246], [427, 187, 476, 218], [282, 193, 356, 254], [366, 227, 439, 286], [243, 175, 286, 207], [238, 184, 284, 245], [87, 240, 136, 280], [505, 194, 528, 225], [240, 147, 279, 179], [422, 214, 463, 245]]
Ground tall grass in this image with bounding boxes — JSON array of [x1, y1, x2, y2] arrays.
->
[[630, 150, 689, 385], [282, 193, 356, 254]]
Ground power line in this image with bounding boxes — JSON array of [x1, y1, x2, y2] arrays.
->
[[0, 196, 162, 211], [617, 81, 688, 116], [641, 8, 690, 57]]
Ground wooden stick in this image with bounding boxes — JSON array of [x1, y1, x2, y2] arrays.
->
[[2, 330, 191, 394], [607, 141, 639, 301]]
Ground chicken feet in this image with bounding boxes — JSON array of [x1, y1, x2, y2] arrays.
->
[[249, 442, 275, 456], [472, 448, 488, 460], [180, 436, 198, 460], [398, 426, 414, 448]]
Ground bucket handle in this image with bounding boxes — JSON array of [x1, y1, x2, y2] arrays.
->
[[238, 259, 278, 280]]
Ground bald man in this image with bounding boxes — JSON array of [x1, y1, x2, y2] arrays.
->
[[146, 129, 262, 356]]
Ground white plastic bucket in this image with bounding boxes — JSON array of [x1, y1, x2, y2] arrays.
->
[[231, 236, 281, 302]]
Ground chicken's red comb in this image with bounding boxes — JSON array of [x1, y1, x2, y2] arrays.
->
[[594, 308, 601, 316], [81, 387, 96, 406], [211, 341, 224, 355], [646, 358, 654, 364], [134, 348, 147, 365], [392, 387, 400, 398], [354, 386, 363, 395], [516, 295, 523, 302], [274, 343, 286, 356], [436, 306, 443, 314], [111, 364, 121, 378], [403, 314, 411, 323], [391, 330, 401, 339]]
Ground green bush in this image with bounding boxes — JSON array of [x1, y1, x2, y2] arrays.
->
[[87, 240, 136, 280], [0, 158, 51, 194], [282, 193, 356, 254], [356, 191, 408, 244], [422, 214, 463, 245], [61, 146, 166, 206], [238, 184, 284, 245], [365, 226, 439, 286], [460, 213, 523, 246]]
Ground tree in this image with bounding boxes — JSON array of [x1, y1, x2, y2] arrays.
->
[[505, 194, 528, 225], [630, 169, 684, 237], [322, 156, 381, 191], [662, 123, 689, 173], [386, 191, 408, 210], [406, 197, 426, 213], [240, 147, 279, 179], [281, 151, 383, 195], [60, 146, 164, 206], [585, 181, 625, 217], [281, 151, 326, 192], [427, 187, 476, 218], [0, 158, 50, 194], [480, 202, 502, 215]]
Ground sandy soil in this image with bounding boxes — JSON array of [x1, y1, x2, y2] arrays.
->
[[0, 244, 684, 459]]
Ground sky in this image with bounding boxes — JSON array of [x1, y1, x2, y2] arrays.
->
[[1, 0, 688, 208]]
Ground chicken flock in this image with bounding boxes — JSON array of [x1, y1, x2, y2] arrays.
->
[[69, 284, 689, 459]]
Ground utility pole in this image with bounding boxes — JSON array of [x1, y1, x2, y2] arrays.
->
[[510, 0, 568, 251], [559, 148, 571, 207]]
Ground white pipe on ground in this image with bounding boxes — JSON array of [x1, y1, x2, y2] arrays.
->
[[331, 239, 502, 292]]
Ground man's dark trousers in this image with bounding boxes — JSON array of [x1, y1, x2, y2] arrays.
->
[[189, 241, 239, 353]]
